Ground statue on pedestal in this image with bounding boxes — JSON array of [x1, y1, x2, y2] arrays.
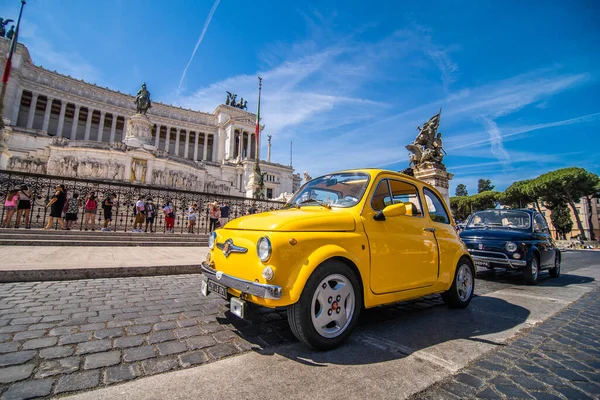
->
[[406, 110, 446, 168], [135, 83, 152, 115]]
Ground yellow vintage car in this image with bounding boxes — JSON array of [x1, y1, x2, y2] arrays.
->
[[200, 169, 474, 350]]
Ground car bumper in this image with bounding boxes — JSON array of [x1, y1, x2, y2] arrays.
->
[[200, 262, 283, 300], [468, 250, 527, 269]]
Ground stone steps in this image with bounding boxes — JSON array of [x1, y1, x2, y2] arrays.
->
[[0, 229, 208, 246]]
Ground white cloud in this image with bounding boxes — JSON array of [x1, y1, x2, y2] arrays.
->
[[481, 117, 510, 163]]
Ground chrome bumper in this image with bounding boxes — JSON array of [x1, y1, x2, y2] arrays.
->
[[200, 262, 282, 300], [468, 250, 527, 268]]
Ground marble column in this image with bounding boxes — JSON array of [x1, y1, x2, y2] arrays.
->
[[70, 104, 81, 140], [154, 124, 161, 148], [56, 101, 67, 137], [42, 97, 54, 133], [26, 93, 39, 129], [83, 107, 93, 140], [164, 127, 171, 152], [109, 114, 117, 143], [96, 111, 105, 141], [193, 131, 199, 161], [174, 128, 181, 156], [238, 132, 243, 159], [245, 133, 251, 159], [203, 133, 208, 161], [184, 130, 190, 158], [10, 88, 23, 125], [122, 117, 128, 142]]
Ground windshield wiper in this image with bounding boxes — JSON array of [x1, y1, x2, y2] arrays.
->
[[298, 199, 331, 209]]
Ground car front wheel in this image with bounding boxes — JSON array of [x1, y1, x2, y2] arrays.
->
[[523, 255, 540, 285], [288, 261, 362, 350], [441, 258, 475, 308]]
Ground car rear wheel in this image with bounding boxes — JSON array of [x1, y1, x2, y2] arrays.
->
[[523, 255, 540, 285], [288, 260, 361, 350], [549, 255, 561, 278], [441, 258, 475, 309]]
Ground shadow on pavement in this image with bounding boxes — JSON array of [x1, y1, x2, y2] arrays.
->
[[237, 295, 530, 366], [477, 268, 595, 288]]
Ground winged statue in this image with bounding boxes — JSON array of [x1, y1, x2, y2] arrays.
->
[[0, 18, 14, 37], [405, 110, 446, 167]]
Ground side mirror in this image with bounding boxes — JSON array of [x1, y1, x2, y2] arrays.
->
[[373, 203, 407, 221]]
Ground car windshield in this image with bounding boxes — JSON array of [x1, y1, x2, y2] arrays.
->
[[466, 210, 531, 230], [286, 172, 370, 208]]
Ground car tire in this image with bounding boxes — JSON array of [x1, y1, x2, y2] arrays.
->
[[441, 258, 475, 309], [523, 255, 540, 285], [549, 255, 561, 278], [287, 260, 362, 350]]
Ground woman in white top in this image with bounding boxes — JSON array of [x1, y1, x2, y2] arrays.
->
[[187, 203, 198, 233]]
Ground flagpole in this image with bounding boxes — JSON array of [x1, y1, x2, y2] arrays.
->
[[254, 76, 262, 162], [0, 0, 26, 130]]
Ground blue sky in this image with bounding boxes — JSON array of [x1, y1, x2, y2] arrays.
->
[[1, 0, 599, 194]]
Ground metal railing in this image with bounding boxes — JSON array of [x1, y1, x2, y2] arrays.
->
[[0, 170, 285, 234]]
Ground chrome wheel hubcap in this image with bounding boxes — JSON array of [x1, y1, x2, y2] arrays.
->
[[311, 274, 355, 338], [532, 259, 538, 278], [457, 264, 473, 302], [555, 258, 560, 273]]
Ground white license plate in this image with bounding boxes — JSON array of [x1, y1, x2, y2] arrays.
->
[[475, 260, 490, 268]]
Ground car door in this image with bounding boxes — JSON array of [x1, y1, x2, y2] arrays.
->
[[422, 188, 462, 278], [534, 213, 554, 266], [362, 177, 439, 294]]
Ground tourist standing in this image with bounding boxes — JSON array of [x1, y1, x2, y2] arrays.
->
[[188, 203, 198, 233], [132, 196, 145, 232], [144, 197, 156, 233], [83, 192, 98, 231], [1, 189, 18, 228], [64, 192, 81, 230], [15, 185, 33, 229], [101, 193, 116, 232], [219, 202, 230, 228], [44, 184, 66, 230], [208, 201, 220, 232], [163, 200, 175, 233], [248, 202, 258, 215]]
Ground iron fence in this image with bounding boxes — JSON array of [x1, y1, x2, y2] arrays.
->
[[0, 170, 285, 234]]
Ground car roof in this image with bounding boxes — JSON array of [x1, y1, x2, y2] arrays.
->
[[328, 168, 427, 186], [475, 208, 537, 215]]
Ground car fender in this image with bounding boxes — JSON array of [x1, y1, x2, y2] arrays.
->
[[441, 247, 473, 289], [524, 245, 541, 264], [286, 243, 365, 305]]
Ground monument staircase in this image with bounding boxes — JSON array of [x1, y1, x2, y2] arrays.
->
[[0, 228, 208, 247]]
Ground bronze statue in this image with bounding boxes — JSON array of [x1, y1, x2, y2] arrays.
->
[[135, 83, 152, 115], [6, 25, 14, 40], [225, 92, 248, 110], [406, 110, 446, 167], [0, 18, 14, 37]]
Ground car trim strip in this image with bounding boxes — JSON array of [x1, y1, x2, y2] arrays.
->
[[468, 250, 527, 268], [200, 262, 282, 300]]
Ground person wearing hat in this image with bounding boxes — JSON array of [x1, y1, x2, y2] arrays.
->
[[144, 197, 156, 233], [208, 201, 220, 232]]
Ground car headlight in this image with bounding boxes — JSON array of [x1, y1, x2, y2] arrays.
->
[[505, 242, 518, 252], [208, 231, 216, 250], [257, 237, 272, 262]]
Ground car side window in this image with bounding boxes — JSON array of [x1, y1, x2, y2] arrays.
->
[[371, 179, 391, 211], [534, 214, 549, 233], [423, 188, 450, 224], [388, 179, 423, 217]]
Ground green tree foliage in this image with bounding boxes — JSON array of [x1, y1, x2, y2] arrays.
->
[[477, 179, 495, 193], [535, 167, 600, 240], [450, 191, 501, 221], [455, 184, 468, 197], [501, 179, 542, 211], [548, 203, 573, 240]]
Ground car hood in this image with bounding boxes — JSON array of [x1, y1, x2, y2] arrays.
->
[[460, 229, 533, 241], [224, 208, 356, 232]]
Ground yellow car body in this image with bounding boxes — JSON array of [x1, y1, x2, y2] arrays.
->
[[201, 169, 474, 349]]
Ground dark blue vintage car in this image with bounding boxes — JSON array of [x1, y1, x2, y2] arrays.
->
[[459, 209, 561, 284]]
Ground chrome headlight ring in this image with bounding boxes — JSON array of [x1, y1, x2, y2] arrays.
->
[[208, 231, 217, 250], [505, 242, 518, 253], [257, 236, 272, 263]]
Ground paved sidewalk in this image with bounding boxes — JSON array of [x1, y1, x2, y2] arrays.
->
[[413, 287, 600, 399], [0, 246, 208, 281]]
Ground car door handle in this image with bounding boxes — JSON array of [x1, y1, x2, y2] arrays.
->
[[424, 227, 436, 232]]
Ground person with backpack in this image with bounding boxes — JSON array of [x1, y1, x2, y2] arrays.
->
[[83, 192, 98, 231], [132, 196, 146, 232], [144, 197, 156, 233], [101, 193, 117, 232]]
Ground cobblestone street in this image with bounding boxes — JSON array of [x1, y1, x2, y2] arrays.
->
[[0, 252, 598, 399], [414, 286, 600, 399]]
